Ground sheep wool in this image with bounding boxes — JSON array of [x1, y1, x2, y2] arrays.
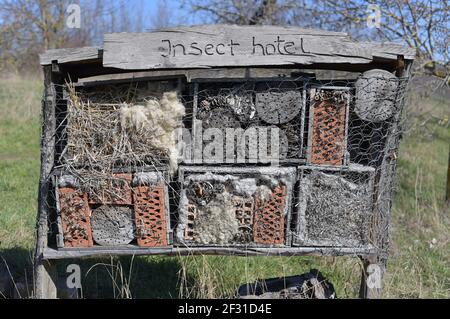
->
[[119, 91, 185, 173]]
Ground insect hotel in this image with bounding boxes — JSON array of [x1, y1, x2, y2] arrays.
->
[[35, 25, 415, 298]]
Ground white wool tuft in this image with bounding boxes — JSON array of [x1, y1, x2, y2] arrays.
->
[[119, 103, 150, 132], [119, 92, 185, 174]]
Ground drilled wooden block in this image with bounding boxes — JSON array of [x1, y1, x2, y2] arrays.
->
[[309, 89, 349, 166], [88, 173, 132, 205], [91, 205, 134, 246], [355, 69, 399, 122], [133, 185, 168, 247], [253, 185, 287, 245], [58, 187, 93, 248], [255, 91, 301, 124]]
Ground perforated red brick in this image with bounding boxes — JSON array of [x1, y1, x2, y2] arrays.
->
[[310, 98, 347, 165], [88, 173, 132, 205], [133, 185, 168, 247], [233, 195, 254, 228], [184, 201, 198, 240], [253, 185, 286, 245], [233, 195, 254, 241], [58, 187, 93, 248]]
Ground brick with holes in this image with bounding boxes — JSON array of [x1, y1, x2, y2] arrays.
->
[[253, 185, 287, 245], [176, 166, 296, 246], [132, 172, 170, 247], [58, 187, 93, 248], [307, 87, 350, 166]]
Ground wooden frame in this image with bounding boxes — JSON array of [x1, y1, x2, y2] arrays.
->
[[34, 25, 414, 299]]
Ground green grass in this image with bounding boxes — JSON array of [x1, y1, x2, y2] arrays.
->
[[382, 103, 450, 298], [0, 78, 41, 251], [0, 77, 448, 298]]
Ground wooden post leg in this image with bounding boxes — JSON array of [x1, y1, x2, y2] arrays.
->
[[359, 255, 385, 299], [34, 65, 59, 299], [34, 260, 58, 299]]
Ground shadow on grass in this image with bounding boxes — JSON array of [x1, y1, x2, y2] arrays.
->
[[0, 248, 184, 298], [54, 256, 183, 299], [0, 247, 34, 298]]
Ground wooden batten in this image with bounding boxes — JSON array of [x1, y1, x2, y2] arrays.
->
[[40, 46, 102, 66], [43, 246, 376, 260]]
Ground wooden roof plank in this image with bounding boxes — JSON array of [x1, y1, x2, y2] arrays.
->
[[103, 26, 414, 70], [39, 26, 415, 70], [40, 46, 102, 65]]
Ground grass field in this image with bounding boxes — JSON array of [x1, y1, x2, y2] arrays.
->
[[0, 77, 448, 298]]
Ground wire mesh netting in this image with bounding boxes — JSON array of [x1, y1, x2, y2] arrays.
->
[[194, 80, 304, 162], [176, 166, 296, 247], [43, 69, 409, 256]]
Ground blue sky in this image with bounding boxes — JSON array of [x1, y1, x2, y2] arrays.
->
[[135, 0, 202, 29]]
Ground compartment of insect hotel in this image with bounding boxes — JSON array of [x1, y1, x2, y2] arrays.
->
[[53, 78, 185, 249], [55, 170, 171, 248], [176, 166, 296, 246], [293, 165, 375, 248], [306, 86, 350, 167], [192, 79, 306, 163]]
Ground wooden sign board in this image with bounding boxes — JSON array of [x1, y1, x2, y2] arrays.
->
[[103, 25, 415, 70]]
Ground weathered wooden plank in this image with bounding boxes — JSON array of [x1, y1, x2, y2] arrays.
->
[[76, 69, 284, 85], [75, 68, 360, 87], [38, 28, 414, 71], [361, 42, 416, 60], [40, 46, 102, 65], [359, 255, 383, 299], [34, 66, 58, 299], [77, 70, 188, 86], [43, 246, 376, 260], [295, 69, 361, 80], [103, 25, 413, 70], [76, 68, 316, 86], [187, 68, 298, 81]]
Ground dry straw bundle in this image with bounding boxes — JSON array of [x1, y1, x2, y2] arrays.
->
[[64, 82, 185, 175]]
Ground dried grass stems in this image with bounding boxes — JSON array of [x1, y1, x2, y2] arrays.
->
[[61, 82, 181, 200]]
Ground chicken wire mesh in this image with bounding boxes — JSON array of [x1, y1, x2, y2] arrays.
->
[[42, 69, 409, 255], [176, 166, 296, 247], [293, 165, 375, 248], [193, 80, 305, 162]]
